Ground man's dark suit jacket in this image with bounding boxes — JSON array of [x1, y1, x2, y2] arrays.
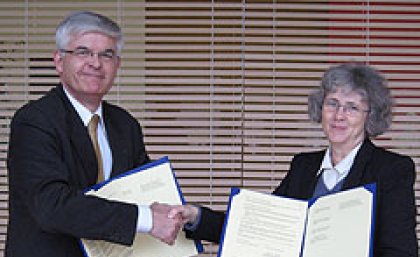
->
[[186, 139, 418, 257], [6, 85, 150, 257]]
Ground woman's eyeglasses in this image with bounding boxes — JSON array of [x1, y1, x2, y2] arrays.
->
[[323, 98, 369, 116]]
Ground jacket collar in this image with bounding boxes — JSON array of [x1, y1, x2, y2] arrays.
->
[[342, 138, 375, 190], [101, 103, 130, 176], [300, 138, 374, 198], [52, 85, 99, 184]]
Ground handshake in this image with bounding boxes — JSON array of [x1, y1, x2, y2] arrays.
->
[[147, 202, 199, 245]]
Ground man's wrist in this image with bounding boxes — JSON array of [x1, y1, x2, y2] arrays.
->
[[136, 205, 153, 233]]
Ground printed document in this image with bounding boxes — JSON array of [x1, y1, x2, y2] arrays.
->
[[81, 157, 201, 257], [218, 185, 375, 257]]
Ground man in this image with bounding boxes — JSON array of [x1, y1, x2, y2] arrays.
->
[[6, 11, 181, 257]]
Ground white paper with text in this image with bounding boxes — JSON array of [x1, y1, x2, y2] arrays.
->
[[81, 158, 199, 257], [218, 186, 375, 257]]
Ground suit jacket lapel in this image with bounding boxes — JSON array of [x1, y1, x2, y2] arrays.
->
[[342, 138, 375, 190], [294, 139, 374, 199], [55, 85, 98, 183], [302, 152, 325, 198], [102, 103, 130, 177], [278, 151, 323, 200]]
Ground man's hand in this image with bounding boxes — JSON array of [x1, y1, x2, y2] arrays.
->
[[149, 202, 183, 245], [168, 204, 199, 225]]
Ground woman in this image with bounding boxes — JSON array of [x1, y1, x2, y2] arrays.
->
[[171, 63, 418, 257]]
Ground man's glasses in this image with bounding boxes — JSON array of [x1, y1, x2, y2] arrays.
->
[[323, 98, 369, 116], [60, 47, 118, 62]]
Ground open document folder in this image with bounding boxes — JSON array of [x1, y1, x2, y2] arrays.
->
[[80, 156, 202, 257], [218, 184, 376, 257]]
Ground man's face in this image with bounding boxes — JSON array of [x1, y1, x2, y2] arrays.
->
[[54, 32, 120, 108]]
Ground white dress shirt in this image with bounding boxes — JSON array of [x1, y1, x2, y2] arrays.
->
[[317, 143, 363, 190]]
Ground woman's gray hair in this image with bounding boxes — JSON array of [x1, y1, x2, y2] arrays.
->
[[55, 11, 123, 54], [308, 62, 393, 137]]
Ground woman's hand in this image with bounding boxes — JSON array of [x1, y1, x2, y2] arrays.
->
[[168, 204, 200, 225]]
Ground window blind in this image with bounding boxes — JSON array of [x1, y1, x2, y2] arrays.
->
[[0, 1, 419, 256]]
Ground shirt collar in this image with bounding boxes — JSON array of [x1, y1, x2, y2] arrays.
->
[[63, 86, 103, 126], [316, 142, 363, 177]]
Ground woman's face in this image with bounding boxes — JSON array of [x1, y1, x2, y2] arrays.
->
[[321, 88, 369, 152]]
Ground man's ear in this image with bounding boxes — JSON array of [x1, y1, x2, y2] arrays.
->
[[53, 50, 64, 73]]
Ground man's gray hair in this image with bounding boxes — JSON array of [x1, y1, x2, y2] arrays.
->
[[55, 11, 123, 53]]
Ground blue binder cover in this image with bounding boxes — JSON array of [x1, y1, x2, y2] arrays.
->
[[216, 187, 240, 257], [217, 184, 376, 257], [79, 156, 203, 256]]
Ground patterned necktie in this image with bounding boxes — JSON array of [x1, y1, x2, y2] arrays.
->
[[88, 114, 104, 182]]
